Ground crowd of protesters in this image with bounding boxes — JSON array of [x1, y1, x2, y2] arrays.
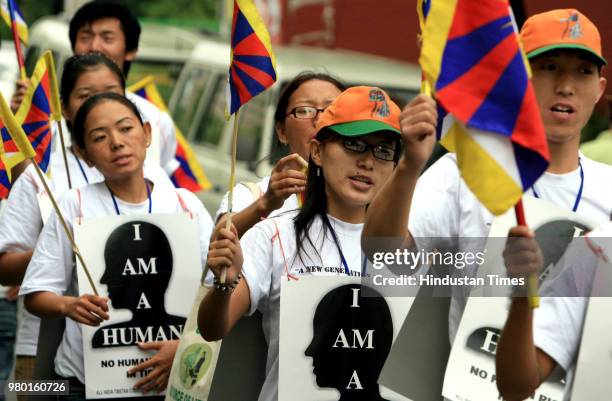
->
[[0, 2, 611, 401]]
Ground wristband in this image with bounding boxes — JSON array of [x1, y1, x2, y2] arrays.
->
[[214, 273, 242, 293]]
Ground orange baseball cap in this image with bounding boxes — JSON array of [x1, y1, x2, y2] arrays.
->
[[520, 9, 606, 65], [315, 86, 401, 137]]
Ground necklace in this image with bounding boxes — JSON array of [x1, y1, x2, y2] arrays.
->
[[106, 181, 152, 215], [532, 158, 584, 213], [70, 148, 89, 184]]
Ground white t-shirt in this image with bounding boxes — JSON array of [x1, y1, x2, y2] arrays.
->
[[215, 176, 299, 222], [241, 214, 364, 401], [127, 92, 178, 176], [19, 181, 213, 383], [408, 153, 612, 342], [532, 223, 612, 401]]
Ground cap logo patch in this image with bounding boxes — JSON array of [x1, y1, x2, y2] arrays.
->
[[560, 12, 582, 39], [369, 88, 390, 118]]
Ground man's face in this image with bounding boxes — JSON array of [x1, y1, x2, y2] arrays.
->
[[73, 17, 136, 73], [530, 50, 606, 145]]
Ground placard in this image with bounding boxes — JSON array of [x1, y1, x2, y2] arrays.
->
[[279, 275, 414, 401], [442, 196, 596, 401], [75, 213, 202, 399], [570, 231, 612, 400]]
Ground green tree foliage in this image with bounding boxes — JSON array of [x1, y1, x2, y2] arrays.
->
[[127, 0, 216, 20], [6, 0, 217, 26]]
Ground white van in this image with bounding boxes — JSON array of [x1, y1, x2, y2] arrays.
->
[[169, 37, 422, 212], [24, 16, 202, 100], [0, 41, 18, 99]]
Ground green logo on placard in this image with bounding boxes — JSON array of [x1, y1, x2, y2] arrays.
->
[[179, 343, 213, 389]]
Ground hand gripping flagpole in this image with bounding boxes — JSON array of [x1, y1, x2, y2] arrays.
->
[[220, 109, 240, 284], [424, 79, 540, 308], [514, 200, 539, 308], [418, 0, 540, 309], [221, 0, 277, 283]]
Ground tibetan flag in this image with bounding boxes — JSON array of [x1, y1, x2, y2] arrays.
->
[[226, 0, 277, 116], [0, 91, 36, 198], [419, 0, 549, 215], [127, 75, 212, 192], [0, 157, 8, 199], [1, 0, 28, 45], [14, 51, 61, 173], [0, 118, 15, 199]]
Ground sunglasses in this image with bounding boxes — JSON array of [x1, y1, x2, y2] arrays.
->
[[341, 137, 396, 162]]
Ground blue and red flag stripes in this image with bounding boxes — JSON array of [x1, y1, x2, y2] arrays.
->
[[15, 66, 52, 172], [226, 0, 277, 116], [170, 139, 203, 193], [0, 161, 9, 198], [127, 75, 212, 192], [0, 90, 37, 199], [419, 0, 549, 215], [0, 119, 12, 198]]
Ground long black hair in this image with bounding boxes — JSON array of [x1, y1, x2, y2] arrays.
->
[[293, 128, 401, 267], [293, 128, 355, 268]]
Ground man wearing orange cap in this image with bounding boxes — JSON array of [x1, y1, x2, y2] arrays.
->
[[362, 8, 611, 398], [496, 10, 612, 401]]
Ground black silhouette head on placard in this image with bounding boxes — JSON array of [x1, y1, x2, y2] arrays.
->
[[534, 219, 590, 282], [92, 221, 186, 348], [101, 221, 173, 308], [305, 284, 392, 401]]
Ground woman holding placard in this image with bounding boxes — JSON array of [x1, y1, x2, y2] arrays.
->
[[198, 86, 402, 400], [0, 53, 151, 389], [19, 92, 214, 399]]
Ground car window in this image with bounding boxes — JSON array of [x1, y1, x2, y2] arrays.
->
[[174, 66, 211, 135], [382, 87, 419, 109], [128, 60, 184, 103], [236, 91, 269, 164], [55, 52, 69, 79], [24, 46, 41, 76], [194, 75, 225, 146]]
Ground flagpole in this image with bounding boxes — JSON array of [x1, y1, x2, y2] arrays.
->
[[421, 76, 432, 97], [422, 85, 539, 308], [221, 109, 240, 284], [41, 51, 71, 190], [56, 121, 72, 190], [7, 0, 26, 80], [514, 199, 539, 308], [31, 161, 98, 296]]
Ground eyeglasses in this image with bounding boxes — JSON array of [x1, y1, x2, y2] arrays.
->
[[342, 137, 396, 162], [286, 106, 326, 120]]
